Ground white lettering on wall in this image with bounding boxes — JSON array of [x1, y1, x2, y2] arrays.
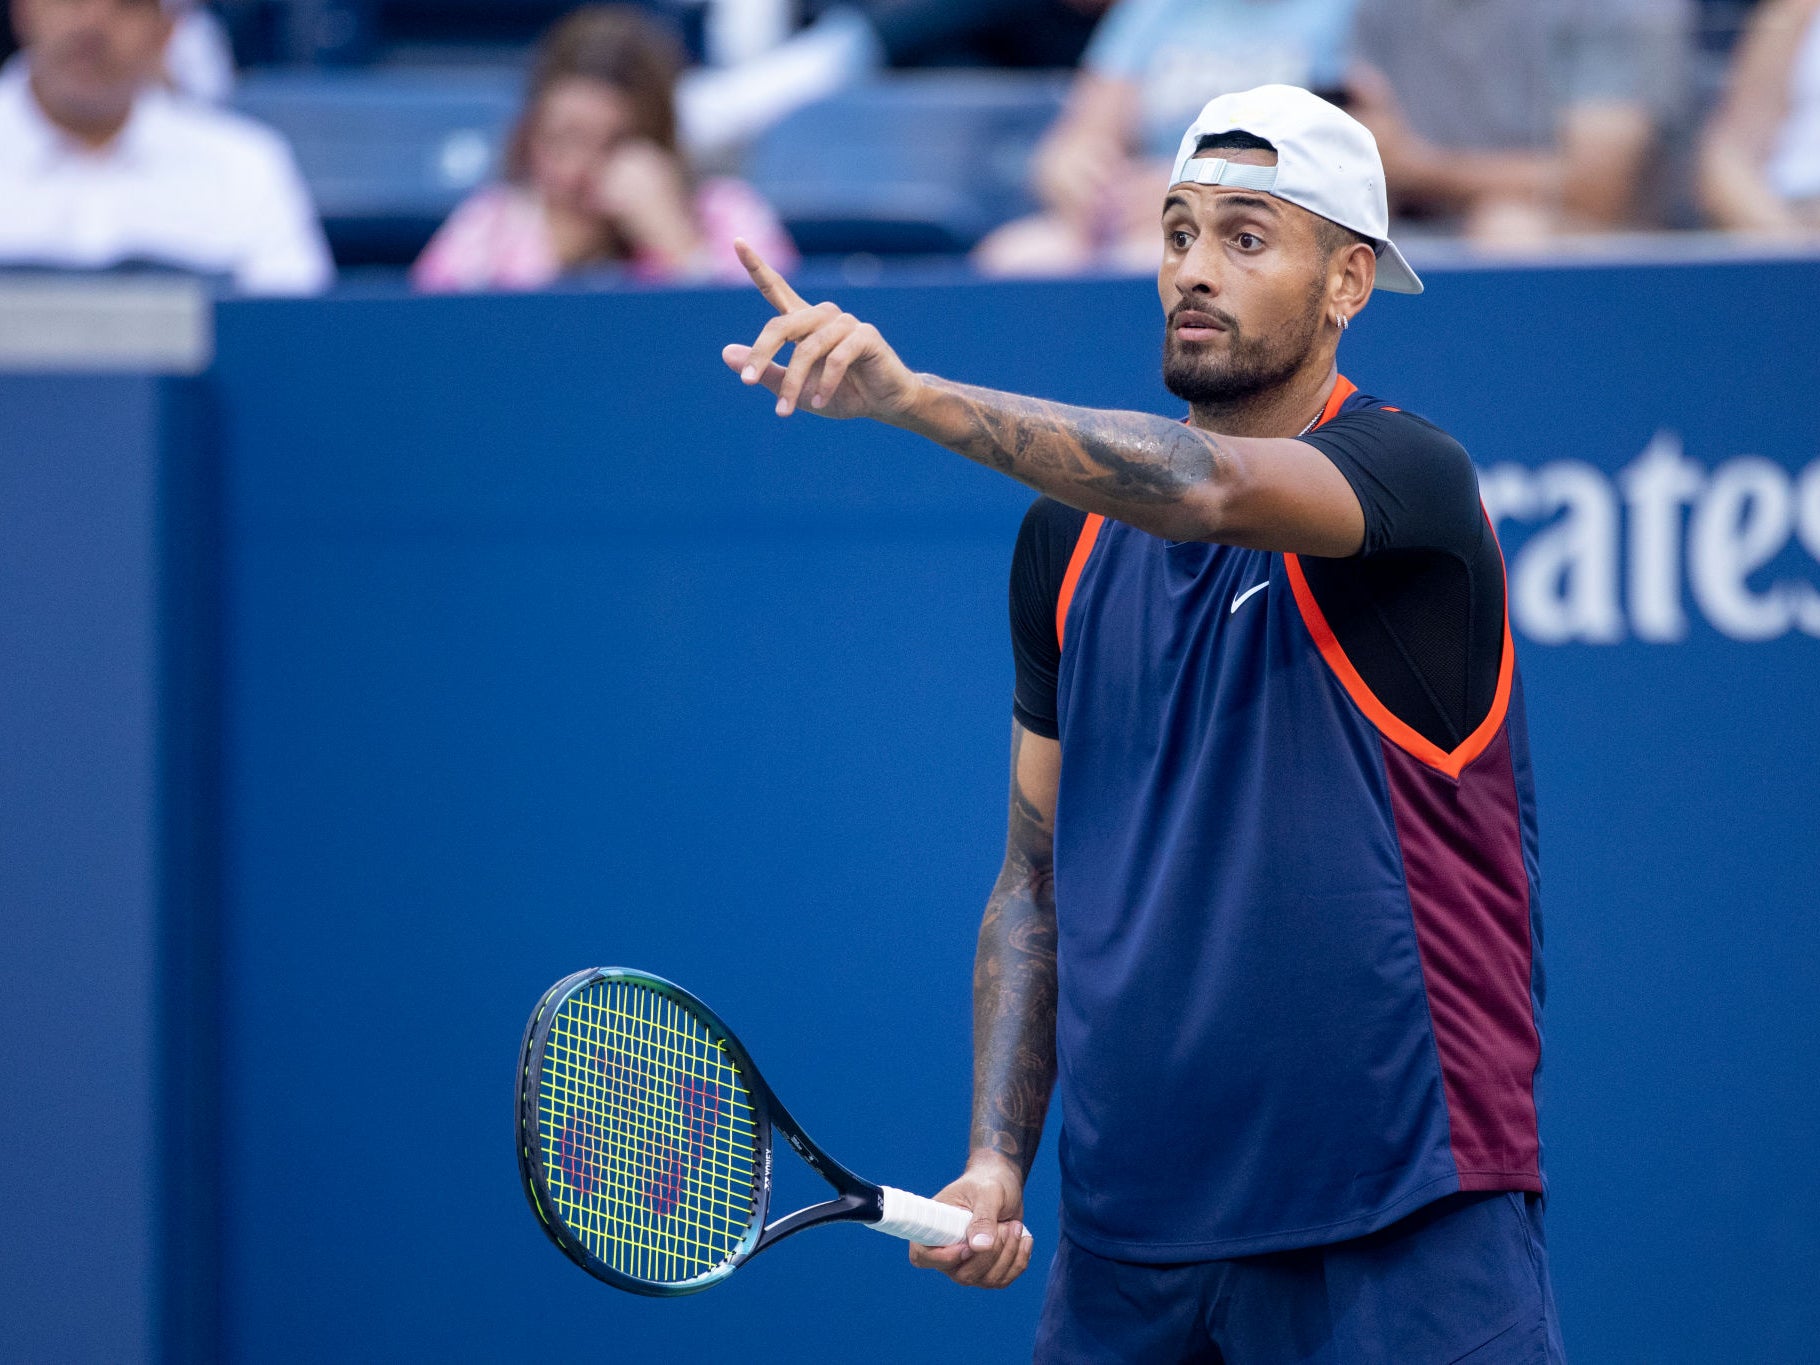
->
[[1794, 463, 1820, 637], [1478, 464, 1539, 533], [1617, 431, 1703, 642], [1484, 434, 1820, 644], [1508, 462, 1625, 645], [1688, 458, 1795, 642]]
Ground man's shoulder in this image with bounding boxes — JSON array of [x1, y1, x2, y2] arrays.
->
[[1337, 389, 1439, 428], [1326, 393, 1472, 464], [1305, 392, 1485, 559]]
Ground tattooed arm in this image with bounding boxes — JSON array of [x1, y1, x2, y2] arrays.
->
[[897, 376, 1361, 553], [905, 720, 1057, 1290], [969, 719, 1060, 1178], [721, 239, 1364, 555]]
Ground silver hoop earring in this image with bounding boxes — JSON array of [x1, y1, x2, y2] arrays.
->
[[1336, 314, 1350, 332]]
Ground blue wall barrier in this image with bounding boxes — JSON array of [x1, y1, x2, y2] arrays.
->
[[0, 375, 213, 1364], [4, 257, 1817, 1362]]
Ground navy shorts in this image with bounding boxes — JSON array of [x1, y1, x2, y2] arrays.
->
[[1033, 1192, 1566, 1364]]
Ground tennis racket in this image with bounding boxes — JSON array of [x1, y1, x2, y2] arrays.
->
[[516, 966, 972, 1296]]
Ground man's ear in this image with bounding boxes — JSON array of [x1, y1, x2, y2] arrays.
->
[[1334, 241, 1376, 319]]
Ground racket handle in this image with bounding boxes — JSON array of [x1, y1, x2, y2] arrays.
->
[[870, 1186, 975, 1246]]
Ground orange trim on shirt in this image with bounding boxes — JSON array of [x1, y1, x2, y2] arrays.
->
[[1283, 511, 1516, 781], [1055, 513, 1105, 651], [1316, 374, 1357, 427]]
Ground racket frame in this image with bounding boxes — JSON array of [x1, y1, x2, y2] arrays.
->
[[516, 966, 889, 1297]]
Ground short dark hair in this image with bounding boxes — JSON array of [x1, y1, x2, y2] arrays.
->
[[1194, 130, 1277, 157], [1192, 131, 1376, 260]]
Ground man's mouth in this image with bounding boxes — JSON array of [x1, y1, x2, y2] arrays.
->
[[1172, 310, 1229, 342]]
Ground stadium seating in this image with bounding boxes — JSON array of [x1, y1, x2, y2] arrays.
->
[[740, 71, 1066, 256], [235, 66, 522, 265], [237, 67, 1065, 267]]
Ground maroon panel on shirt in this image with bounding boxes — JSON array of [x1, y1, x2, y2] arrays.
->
[[1382, 728, 1543, 1189]]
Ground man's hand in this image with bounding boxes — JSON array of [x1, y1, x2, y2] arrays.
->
[[905, 1150, 1035, 1289], [722, 239, 924, 421]]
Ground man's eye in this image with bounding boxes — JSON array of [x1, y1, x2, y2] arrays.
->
[[1235, 232, 1264, 251], [1169, 230, 1192, 250]]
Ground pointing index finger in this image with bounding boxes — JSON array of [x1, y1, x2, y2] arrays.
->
[[735, 237, 808, 315]]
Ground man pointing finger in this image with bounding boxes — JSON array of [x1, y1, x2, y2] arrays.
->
[[727, 85, 1563, 1364]]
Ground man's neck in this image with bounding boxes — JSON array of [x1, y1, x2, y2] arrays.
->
[[28, 72, 136, 151], [1187, 362, 1341, 439]]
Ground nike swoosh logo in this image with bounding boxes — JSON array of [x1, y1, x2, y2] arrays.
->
[[1230, 581, 1270, 615]]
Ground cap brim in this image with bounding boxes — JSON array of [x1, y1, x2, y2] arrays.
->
[[1374, 239, 1423, 294]]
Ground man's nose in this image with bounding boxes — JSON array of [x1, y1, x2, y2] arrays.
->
[[1173, 238, 1222, 298]]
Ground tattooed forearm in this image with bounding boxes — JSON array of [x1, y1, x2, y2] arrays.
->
[[897, 375, 1232, 539], [971, 727, 1059, 1177]]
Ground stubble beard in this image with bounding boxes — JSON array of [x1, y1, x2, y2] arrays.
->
[[1161, 299, 1324, 409]]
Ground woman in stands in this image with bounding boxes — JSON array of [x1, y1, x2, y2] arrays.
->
[[414, 5, 795, 291], [1699, 0, 1820, 238]]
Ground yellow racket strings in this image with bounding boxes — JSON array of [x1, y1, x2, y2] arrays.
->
[[538, 980, 759, 1282]]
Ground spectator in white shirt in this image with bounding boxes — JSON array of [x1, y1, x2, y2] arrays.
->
[[0, 0, 332, 294]]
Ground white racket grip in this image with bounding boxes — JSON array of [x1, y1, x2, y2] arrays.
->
[[871, 1186, 976, 1246]]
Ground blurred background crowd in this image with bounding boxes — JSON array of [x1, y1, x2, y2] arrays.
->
[[1, 0, 1817, 295]]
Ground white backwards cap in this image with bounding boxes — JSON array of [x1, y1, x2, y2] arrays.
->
[[1169, 84, 1422, 295]]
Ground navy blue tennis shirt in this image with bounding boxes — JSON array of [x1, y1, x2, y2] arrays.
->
[[1011, 379, 1544, 1260]]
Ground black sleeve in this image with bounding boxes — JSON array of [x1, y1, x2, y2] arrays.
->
[[1299, 407, 1484, 560], [1295, 405, 1504, 753], [1010, 496, 1089, 740]]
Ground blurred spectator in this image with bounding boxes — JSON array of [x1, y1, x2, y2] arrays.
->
[[1698, 0, 1820, 236], [1346, 0, 1693, 243], [0, 0, 332, 293], [2, 0, 230, 97], [969, 0, 1357, 277], [414, 5, 794, 291], [6, 0, 236, 99], [680, 0, 1111, 163]]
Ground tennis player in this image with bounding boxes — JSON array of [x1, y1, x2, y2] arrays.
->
[[725, 84, 1562, 1363]]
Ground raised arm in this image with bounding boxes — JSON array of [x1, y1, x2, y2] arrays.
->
[[721, 241, 1364, 555], [906, 719, 1058, 1289], [897, 376, 1362, 554]]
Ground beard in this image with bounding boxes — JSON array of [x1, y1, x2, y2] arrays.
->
[[1161, 299, 1323, 407]]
